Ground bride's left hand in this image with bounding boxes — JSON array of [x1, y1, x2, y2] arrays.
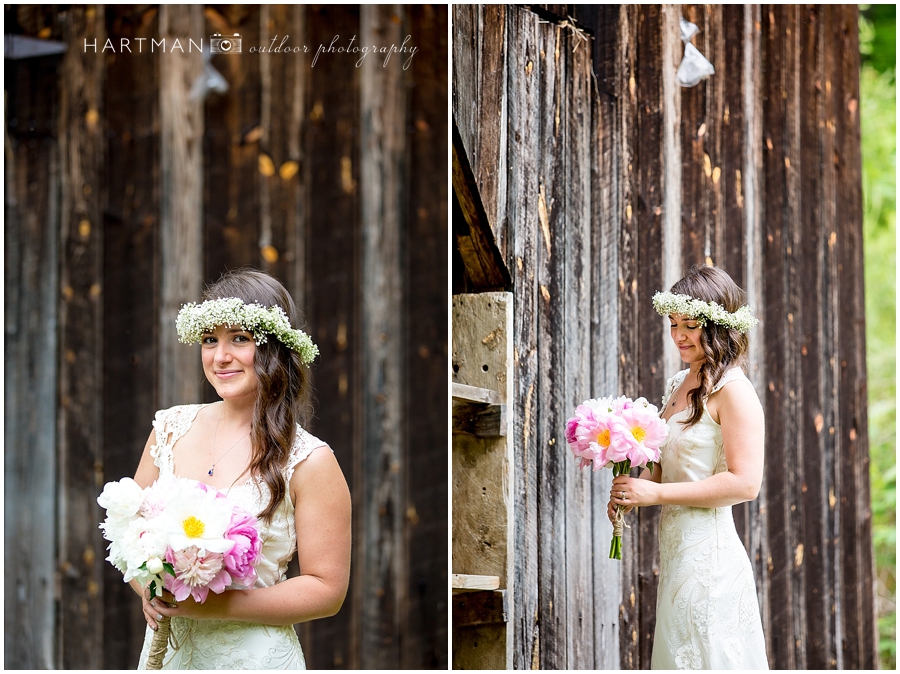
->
[[147, 588, 230, 622], [610, 475, 658, 508]]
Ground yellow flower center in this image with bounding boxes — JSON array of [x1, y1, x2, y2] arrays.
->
[[182, 515, 205, 539], [632, 426, 646, 443], [596, 429, 611, 447]]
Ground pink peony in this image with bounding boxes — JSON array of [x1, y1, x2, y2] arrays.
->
[[223, 507, 262, 586], [164, 546, 230, 603], [611, 405, 668, 468]]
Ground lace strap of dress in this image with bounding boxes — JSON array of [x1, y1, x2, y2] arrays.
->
[[661, 369, 689, 408], [710, 366, 751, 395], [285, 425, 329, 482], [149, 404, 205, 477]]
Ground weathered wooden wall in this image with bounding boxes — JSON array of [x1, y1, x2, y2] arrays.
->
[[452, 3, 875, 669], [5, 4, 447, 669]]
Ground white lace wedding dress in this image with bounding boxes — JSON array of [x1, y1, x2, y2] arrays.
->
[[137, 404, 326, 670], [651, 368, 769, 670]]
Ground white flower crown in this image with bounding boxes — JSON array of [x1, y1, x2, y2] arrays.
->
[[652, 291, 759, 333], [176, 297, 319, 364]]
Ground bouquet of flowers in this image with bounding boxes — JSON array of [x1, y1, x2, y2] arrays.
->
[[565, 395, 669, 560], [98, 475, 261, 669]]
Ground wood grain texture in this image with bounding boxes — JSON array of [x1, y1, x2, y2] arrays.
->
[[359, 5, 406, 669], [505, 6, 542, 668], [158, 4, 204, 409], [101, 5, 161, 667], [4, 14, 62, 665], [402, 7, 449, 668], [454, 3, 873, 670], [56, 5, 106, 668]]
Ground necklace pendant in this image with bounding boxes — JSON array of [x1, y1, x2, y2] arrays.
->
[[208, 467, 214, 476]]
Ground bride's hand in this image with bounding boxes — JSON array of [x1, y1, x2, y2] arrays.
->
[[607, 498, 634, 523], [611, 475, 658, 509], [142, 587, 180, 631]]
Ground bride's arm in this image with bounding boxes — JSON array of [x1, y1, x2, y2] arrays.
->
[[611, 380, 764, 509], [150, 444, 352, 626]]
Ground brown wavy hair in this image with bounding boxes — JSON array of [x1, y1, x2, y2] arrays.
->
[[203, 268, 314, 521], [669, 265, 750, 428]]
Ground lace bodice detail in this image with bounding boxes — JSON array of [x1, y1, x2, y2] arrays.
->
[[652, 368, 768, 670], [149, 404, 326, 588]]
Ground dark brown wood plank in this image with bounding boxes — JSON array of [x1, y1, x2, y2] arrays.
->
[[723, 2, 750, 546], [507, 6, 542, 668], [617, 5, 640, 669], [679, 4, 710, 267], [101, 4, 160, 668], [796, 6, 832, 668], [158, 4, 204, 408], [817, 5, 843, 669], [633, 6, 665, 667], [720, 4, 747, 280], [202, 5, 262, 279], [56, 5, 106, 668], [4, 30, 62, 669], [761, 5, 795, 667], [830, 5, 876, 668], [359, 5, 407, 669], [298, 6, 361, 668], [402, 6, 449, 665]]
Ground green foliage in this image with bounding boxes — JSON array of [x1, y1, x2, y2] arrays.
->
[[860, 28, 896, 669], [860, 5, 897, 76]]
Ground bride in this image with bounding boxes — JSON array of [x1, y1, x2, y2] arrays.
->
[[131, 268, 351, 669], [607, 265, 769, 670]]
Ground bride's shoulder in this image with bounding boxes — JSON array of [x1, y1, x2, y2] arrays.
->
[[661, 369, 689, 407], [151, 404, 208, 435]]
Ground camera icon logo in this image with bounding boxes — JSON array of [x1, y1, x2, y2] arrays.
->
[[210, 33, 242, 54]]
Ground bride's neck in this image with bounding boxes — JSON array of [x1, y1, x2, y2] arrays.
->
[[215, 396, 255, 431]]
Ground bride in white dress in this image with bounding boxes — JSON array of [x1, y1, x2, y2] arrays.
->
[[608, 265, 769, 670], [130, 269, 351, 669]]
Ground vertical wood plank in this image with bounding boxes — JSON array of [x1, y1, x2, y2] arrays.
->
[[202, 5, 261, 278], [740, 5, 770, 659], [158, 4, 204, 408], [761, 5, 794, 667], [817, 5, 842, 668], [797, 6, 833, 668], [562, 23, 594, 670], [359, 4, 407, 668], [404, 5, 449, 668], [589, 4, 624, 668], [56, 5, 105, 668], [617, 5, 640, 669], [634, 6, 666, 667], [4, 35, 61, 670], [101, 5, 160, 667], [300, 6, 362, 668], [535, 18, 567, 669], [830, 5, 876, 668], [507, 6, 541, 667]]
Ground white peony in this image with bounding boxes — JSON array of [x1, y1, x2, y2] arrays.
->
[[161, 482, 235, 556], [97, 478, 145, 520]]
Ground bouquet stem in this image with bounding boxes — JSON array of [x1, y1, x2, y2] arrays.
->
[[608, 460, 632, 560], [146, 615, 171, 670]]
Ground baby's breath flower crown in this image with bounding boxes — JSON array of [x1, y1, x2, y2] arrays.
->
[[652, 291, 759, 333], [176, 297, 319, 364]]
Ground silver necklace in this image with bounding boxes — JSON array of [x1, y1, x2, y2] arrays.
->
[[208, 417, 249, 477]]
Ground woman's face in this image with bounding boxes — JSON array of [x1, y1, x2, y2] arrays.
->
[[669, 314, 704, 365], [201, 325, 259, 402]]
